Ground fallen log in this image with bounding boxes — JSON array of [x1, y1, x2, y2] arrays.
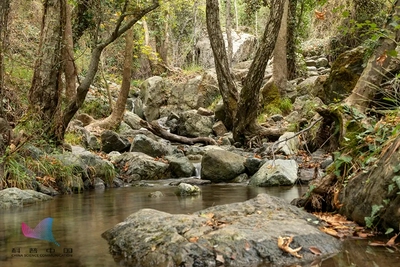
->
[[139, 120, 217, 146]]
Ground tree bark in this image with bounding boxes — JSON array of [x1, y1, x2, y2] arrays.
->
[[233, 0, 285, 143], [206, 0, 238, 130], [344, 0, 400, 112], [0, 0, 11, 184], [87, 27, 134, 130], [287, 0, 297, 80], [29, 0, 66, 123], [225, 0, 233, 67], [140, 120, 217, 146], [64, 2, 77, 100]]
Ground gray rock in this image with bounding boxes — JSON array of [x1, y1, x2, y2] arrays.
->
[[305, 59, 317, 66], [244, 157, 263, 175], [101, 130, 131, 153], [37, 184, 60, 196], [130, 134, 172, 158], [271, 114, 284, 122], [231, 173, 249, 183], [197, 107, 214, 116], [75, 150, 116, 185], [212, 121, 227, 137], [113, 152, 170, 182], [169, 178, 212, 186], [0, 188, 52, 209], [102, 194, 341, 267], [277, 132, 300, 155], [176, 183, 201, 196], [140, 76, 169, 121], [166, 156, 195, 178], [123, 111, 143, 130], [316, 57, 329, 68], [148, 191, 164, 198], [93, 177, 105, 189], [177, 110, 214, 137], [201, 149, 246, 182], [249, 159, 298, 186]]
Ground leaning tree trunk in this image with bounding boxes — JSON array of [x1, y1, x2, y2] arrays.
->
[[87, 27, 134, 130], [345, 0, 400, 112], [206, 0, 238, 130], [63, 2, 77, 100], [233, 0, 285, 144]]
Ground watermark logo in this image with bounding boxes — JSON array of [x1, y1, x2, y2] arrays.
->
[[21, 217, 60, 246]]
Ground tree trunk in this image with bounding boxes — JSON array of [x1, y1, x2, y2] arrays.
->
[[287, 0, 297, 80], [51, 2, 160, 143], [233, 0, 285, 143], [206, 0, 238, 130], [340, 135, 400, 231], [29, 0, 66, 123], [344, 0, 400, 112], [0, 0, 11, 183], [225, 0, 233, 67], [87, 27, 134, 130], [0, 0, 11, 118], [64, 2, 77, 100]]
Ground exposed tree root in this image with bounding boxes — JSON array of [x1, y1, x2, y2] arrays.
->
[[139, 120, 217, 146]]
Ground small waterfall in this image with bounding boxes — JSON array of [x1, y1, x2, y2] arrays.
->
[[193, 162, 201, 178]]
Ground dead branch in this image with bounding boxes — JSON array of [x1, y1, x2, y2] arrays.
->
[[139, 120, 217, 146]]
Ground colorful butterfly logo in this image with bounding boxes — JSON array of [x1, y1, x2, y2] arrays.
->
[[21, 217, 60, 246]]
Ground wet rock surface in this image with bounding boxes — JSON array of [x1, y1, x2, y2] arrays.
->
[[102, 193, 341, 267], [0, 188, 52, 209]]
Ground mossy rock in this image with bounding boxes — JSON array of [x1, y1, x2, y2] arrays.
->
[[322, 46, 366, 104]]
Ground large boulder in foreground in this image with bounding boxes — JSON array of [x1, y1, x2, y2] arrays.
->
[[0, 188, 52, 209], [102, 194, 341, 267], [201, 149, 246, 182]]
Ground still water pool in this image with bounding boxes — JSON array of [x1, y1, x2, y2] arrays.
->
[[1, 183, 399, 267]]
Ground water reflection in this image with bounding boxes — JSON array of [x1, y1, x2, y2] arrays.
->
[[1, 184, 398, 267]]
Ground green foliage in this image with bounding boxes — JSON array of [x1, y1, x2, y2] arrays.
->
[[0, 152, 33, 189], [365, 204, 383, 229], [80, 99, 109, 119], [279, 98, 293, 115], [64, 132, 82, 146]]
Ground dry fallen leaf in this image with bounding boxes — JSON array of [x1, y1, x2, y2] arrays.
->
[[376, 51, 388, 66], [315, 10, 326, 20], [386, 233, 399, 247], [189, 236, 199, 243], [277, 236, 302, 258], [216, 254, 224, 263], [309, 246, 322, 255]]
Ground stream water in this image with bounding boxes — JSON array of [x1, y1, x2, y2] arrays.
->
[[1, 183, 399, 267]]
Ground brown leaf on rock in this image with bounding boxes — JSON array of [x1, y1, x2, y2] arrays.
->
[[309, 246, 322, 255], [277, 236, 302, 258], [216, 254, 224, 263]]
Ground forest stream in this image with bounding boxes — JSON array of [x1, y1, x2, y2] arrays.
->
[[1, 184, 400, 267]]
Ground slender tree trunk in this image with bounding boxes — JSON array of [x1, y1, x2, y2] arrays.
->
[[29, 0, 66, 123], [345, 0, 400, 112], [206, 0, 238, 130], [0, 0, 11, 183], [87, 28, 134, 129], [287, 0, 297, 80], [225, 0, 233, 67], [233, 0, 285, 143], [234, 0, 238, 31], [64, 2, 77, 100], [272, 0, 288, 92]]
